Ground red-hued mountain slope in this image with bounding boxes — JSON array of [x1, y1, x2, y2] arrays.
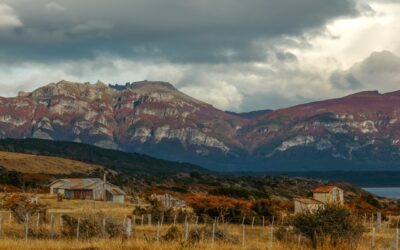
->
[[1, 80, 400, 171]]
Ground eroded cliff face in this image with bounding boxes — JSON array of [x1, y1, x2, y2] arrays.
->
[[2, 81, 400, 171], [0, 80, 243, 159]]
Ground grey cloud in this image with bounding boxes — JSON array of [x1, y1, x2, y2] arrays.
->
[[276, 51, 298, 62], [330, 51, 400, 91], [0, 3, 23, 28], [45, 2, 65, 12], [0, 0, 358, 64]]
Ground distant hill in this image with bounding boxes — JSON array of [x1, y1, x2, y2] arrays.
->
[[0, 139, 209, 176], [0, 151, 101, 175], [2, 80, 400, 171], [225, 109, 273, 119]]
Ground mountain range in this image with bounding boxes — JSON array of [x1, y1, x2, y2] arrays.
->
[[1, 80, 400, 171]]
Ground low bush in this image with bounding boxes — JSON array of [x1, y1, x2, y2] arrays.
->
[[2, 193, 47, 223], [61, 214, 123, 239], [290, 205, 363, 248]]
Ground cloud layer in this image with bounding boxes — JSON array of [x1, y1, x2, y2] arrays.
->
[[0, 3, 23, 28], [0, 0, 400, 111]]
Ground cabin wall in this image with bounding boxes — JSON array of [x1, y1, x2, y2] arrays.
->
[[313, 193, 329, 203], [294, 201, 322, 214], [112, 195, 125, 203]]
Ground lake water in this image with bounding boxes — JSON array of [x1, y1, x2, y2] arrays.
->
[[363, 187, 400, 198]]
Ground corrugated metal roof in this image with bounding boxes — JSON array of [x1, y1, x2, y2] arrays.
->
[[50, 178, 126, 195], [313, 185, 340, 193], [51, 178, 102, 190], [104, 183, 126, 195]]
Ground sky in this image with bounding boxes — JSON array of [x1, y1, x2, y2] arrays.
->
[[0, 0, 400, 112]]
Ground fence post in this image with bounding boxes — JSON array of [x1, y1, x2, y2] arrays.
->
[[184, 215, 188, 225], [60, 214, 63, 231], [242, 224, 245, 248], [376, 212, 382, 230], [156, 221, 160, 242], [37, 213, 40, 229], [251, 217, 255, 228], [298, 234, 301, 247], [133, 215, 136, 227], [364, 213, 367, 226], [242, 216, 245, 225], [262, 216, 265, 228], [0, 212, 2, 237], [148, 214, 151, 226], [141, 215, 144, 226], [195, 216, 199, 226], [126, 218, 132, 238], [173, 214, 177, 226], [212, 223, 216, 245], [370, 213, 373, 229], [102, 218, 106, 238], [185, 222, 189, 241], [76, 218, 80, 241], [161, 213, 164, 227], [270, 216, 274, 248], [25, 213, 29, 241], [50, 214, 54, 239], [8, 211, 11, 225], [372, 227, 375, 248]]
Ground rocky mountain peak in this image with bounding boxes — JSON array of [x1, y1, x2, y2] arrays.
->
[[29, 80, 118, 100], [2, 81, 400, 171], [110, 80, 207, 106]]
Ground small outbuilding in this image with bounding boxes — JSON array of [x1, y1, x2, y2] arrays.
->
[[313, 185, 344, 205], [50, 178, 126, 203], [150, 193, 186, 209], [294, 185, 345, 214], [294, 198, 324, 214]]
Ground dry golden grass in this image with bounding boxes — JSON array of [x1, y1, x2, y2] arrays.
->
[[0, 151, 101, 175], [38, 193, 134, 219], [0, 193, 398, 250]]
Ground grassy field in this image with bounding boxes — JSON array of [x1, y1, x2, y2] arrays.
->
[[0, 193, 398, 250], [0, 151, 101, 175]]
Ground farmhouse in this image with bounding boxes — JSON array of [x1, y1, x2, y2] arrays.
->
[[313, 185, 344, 205], [50, 178, 126, 203], [294, 185, 344, 213]]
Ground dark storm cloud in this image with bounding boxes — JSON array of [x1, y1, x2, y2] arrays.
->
[[0, 0, 358, 64]]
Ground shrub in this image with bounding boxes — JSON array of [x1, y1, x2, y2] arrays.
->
[[186, 194, 253, 223], [291, 205, 363, 248], [133, 200, 193, 224], [61, 214, 123, 239], [251, 199, 276, 219], [2, 193, 47, 223], [209, 187, 267, 199], [162, 226, 182, 241]]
